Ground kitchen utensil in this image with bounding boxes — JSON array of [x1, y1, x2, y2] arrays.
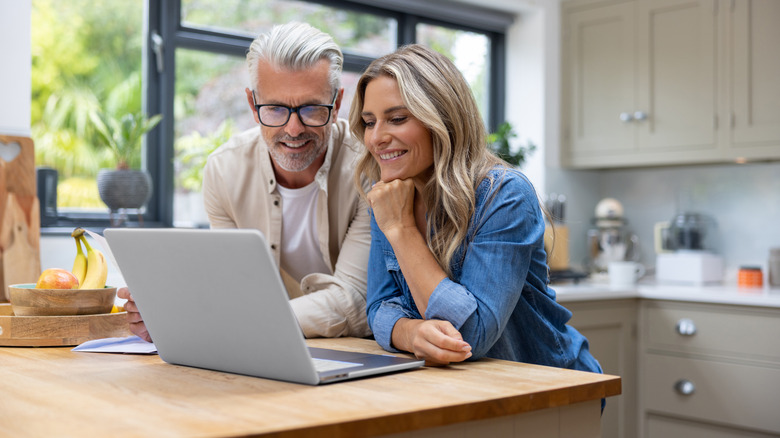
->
[[9, 284, 117, 316], [0, 135, 41, 301]]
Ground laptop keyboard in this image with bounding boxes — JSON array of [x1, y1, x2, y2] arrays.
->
[[312, 358, 360, 373]]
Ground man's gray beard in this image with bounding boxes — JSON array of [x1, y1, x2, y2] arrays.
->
[[269, 131, 329, 172]]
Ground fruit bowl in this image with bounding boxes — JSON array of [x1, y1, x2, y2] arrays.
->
[[8, 284, 117, 316]]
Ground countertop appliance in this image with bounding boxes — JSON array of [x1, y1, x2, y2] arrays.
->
[[586, 198, 640, 274], [656, 212, 724, 285]]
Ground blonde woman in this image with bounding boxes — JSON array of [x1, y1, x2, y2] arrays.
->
[[350, 45, 602, 382]]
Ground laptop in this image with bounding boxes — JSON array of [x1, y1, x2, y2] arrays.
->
[[104, 228, 424, 385]]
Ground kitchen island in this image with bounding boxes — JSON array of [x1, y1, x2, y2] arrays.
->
[[0, 336, 619, 438]]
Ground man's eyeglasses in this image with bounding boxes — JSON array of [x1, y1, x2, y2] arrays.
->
[[251, 90, 337, 127]]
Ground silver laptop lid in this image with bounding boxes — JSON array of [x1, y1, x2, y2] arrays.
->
[[105, 228, 321, 385]]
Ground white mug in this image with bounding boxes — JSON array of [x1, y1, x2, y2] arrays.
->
[[608, 261, 646, 287]]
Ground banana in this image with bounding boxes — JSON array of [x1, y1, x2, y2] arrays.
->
[[77, 231, 108, 290], [71, 229, 88, 287]]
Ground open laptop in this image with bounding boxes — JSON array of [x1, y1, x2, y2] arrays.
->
[[104, 228, 423, 385]]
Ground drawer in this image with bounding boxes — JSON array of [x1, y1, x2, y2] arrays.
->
[[643, 353, 780, 434], [646, 414, 780, 438], [643, 301, 780, 363]]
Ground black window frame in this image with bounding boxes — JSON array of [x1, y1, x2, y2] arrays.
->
[[43, 0, 507, 231]]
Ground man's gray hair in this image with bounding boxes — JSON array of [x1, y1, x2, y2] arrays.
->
[[246, 22, 343, 92]]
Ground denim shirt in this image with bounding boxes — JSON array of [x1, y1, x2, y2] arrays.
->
[[366, 168, 602, 374]]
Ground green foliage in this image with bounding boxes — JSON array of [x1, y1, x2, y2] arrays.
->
[[488, 122, 536, 167], [31, 0, 144, 206], [91, 111, 163, 170], [175, 121, 236, 192]]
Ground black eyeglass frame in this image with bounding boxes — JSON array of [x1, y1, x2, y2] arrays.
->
[[251, 90, 338, 127]]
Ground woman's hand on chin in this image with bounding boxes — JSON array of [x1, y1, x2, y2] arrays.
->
[[367, 179, 417, 237]]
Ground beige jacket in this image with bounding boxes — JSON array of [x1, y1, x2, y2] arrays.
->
[[202, 120, 371, 338]]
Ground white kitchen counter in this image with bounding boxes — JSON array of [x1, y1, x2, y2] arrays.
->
[[552, 276, 780, 308]]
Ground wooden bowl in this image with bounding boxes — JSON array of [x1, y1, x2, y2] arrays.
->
[[8, 284, 117, 316]]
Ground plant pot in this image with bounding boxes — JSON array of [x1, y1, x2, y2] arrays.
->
[[97, 169, 153, 211]]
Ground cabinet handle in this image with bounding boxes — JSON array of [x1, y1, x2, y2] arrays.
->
[[619, 112, 634, 122], [633, 111, 648, 121], [676, 318, 697, 336], [674, 379, 696, 396]]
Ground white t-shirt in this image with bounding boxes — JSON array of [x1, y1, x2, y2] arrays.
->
[[277, 181, 331, 283]]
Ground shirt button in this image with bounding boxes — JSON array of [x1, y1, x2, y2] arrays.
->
[[271, 244, 277, 250], [273, 199, 279, 206], [270, 179, 274, 185]]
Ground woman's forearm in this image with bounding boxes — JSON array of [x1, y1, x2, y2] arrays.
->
[[383, 225, 447, 318]]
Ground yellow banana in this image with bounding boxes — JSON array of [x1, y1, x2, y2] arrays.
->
[[78, 233, 108, 289], [71, 229, 88, 287]]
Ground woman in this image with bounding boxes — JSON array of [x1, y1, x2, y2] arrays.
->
[[349, 44, 602, 377]]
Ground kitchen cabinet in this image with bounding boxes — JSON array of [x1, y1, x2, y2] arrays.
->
[[560, 0, 780, 168], [637, 300, 780, 437], [565, 299, 638, 438], [728, 0, 780, 157]]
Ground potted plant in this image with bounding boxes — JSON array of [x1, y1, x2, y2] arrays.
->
[[487, 121, 536, 167], [90, 110, 162, 213]]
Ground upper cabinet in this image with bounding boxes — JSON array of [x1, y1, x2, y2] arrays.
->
[[561, 0, 780, 169]]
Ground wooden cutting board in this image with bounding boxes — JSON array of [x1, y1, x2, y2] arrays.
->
[[0, 303, 131, 346], [0, 135, 41, 302]]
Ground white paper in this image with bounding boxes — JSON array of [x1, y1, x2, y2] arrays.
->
[[84, 228, 124, 285], [72, 335, 158, 354]]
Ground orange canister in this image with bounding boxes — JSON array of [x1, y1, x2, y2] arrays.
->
[[738, 266, 763, 288]]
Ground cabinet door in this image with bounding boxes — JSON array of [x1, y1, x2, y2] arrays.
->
[[636, 0, 718, 152], [730, 0, 780, 151], [564, 2, 636, 160], [565, 299, 637, 438]]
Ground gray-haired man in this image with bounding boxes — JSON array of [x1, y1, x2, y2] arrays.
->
[[119, 22, 371, 340]]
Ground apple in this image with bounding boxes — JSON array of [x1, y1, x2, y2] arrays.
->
[[36, 268, 80, 289]]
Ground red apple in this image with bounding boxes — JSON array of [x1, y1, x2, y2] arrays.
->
[[35, 268, 80, 289]]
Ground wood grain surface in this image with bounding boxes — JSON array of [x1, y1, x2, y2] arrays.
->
[[0, 337, 621, 438], [0, 303, 131, 346], [0, 135, 41, 301]]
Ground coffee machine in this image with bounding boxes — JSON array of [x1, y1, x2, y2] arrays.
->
[[586, 198, 640, 274]]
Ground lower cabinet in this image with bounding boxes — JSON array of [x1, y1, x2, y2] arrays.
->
[[638, 300, 780, 437], [565, 299, 638, 438]]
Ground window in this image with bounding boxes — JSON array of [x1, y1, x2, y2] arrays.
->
[[33, 0, 508, 229], [31, 0, 146, 227]]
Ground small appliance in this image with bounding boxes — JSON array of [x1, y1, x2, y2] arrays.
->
[[586, 198, 640, 274], [655, 212, 724, 285]]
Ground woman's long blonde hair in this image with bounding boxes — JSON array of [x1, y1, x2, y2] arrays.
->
[[350, 44, 505, 275]]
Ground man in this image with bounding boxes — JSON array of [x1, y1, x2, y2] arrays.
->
[[119, 22, 371, 341]]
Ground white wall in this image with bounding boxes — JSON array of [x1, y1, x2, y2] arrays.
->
[[0, 0, 31, 136]]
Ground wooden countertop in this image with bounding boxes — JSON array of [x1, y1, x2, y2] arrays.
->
[[0, 337, 620, 438]]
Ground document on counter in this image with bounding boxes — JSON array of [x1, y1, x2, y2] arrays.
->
[[72, 335, 158, 354]]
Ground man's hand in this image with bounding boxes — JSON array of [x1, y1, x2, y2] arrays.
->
[[117, 287, 152, 342], [394, 318, 472, 366]]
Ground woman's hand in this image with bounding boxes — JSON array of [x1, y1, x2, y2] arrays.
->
[[366, 179, 417, 238], [117, 287, 152, 342], [393, 318, 472, 366]]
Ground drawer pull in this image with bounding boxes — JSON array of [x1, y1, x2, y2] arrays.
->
[[675, 318, 697, 336], [674, 379, 696, 395]]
